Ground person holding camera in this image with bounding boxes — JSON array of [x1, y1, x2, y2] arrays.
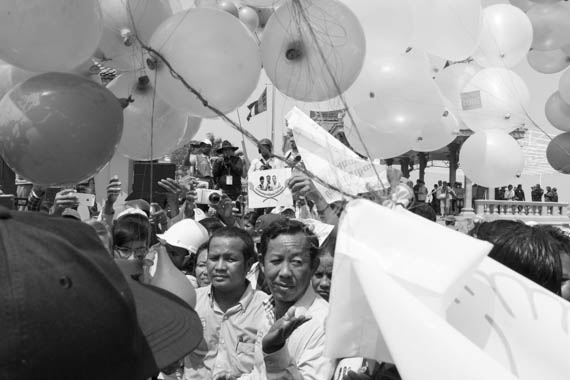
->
[[248, 138, 286, 216], [249, 138, 286, 172], [212, 140, 244, 202]]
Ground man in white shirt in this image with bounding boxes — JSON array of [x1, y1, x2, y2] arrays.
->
[[185, 227, 269, 380], [236, 218, 334, 380], [249, 139, 286, 173], [186, 139, 214, 188], [504, 184, 515, 201]]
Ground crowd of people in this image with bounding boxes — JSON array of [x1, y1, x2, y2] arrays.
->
[[2, 136, 570, 380], [409, 179, 564, 219]]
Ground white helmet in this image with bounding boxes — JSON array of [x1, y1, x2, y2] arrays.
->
[[157, 219, 209, 254]]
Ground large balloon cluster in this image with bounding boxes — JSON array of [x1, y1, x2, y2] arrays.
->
[[1, 0, 569, 186], [0, 0, 366, 185], [339, 0, 537, 187], [506, 0, 570, 175]]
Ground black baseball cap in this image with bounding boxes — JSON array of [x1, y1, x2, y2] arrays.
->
[[0, 207, 202, 380]]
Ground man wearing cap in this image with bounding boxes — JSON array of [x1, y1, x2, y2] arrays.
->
[[213, 140, 244, 201], [0, 206, 203, 380], [239, 218, 334, 380], [186, 139, 215, 189], [249, 138, 286, 173], [248, 139, 286, 216], [184, 226, 269, 380]]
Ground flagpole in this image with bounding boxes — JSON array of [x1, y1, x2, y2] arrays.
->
[[270, 84, 275, 146]]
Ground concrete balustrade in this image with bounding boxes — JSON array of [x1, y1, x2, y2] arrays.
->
[[474, 200, 570, 225]]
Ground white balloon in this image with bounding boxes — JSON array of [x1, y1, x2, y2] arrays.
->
[[472, 4, 533, 68], [98, 0, 173, 71], [107, 72, 194, 160], [150, 9, 261, 118], [344, 112, 416, 159], [459, 129, 524, 188], [177, 116, 203, 146], [261, 0, 366, 102], [239, 6, 260, 32], [459, 68, 530, 132], [410, 0, 482, 61], [413, 104, 460, 152], [0, 0, 103, 72], [435, 62, 481, 114], [341, 0, 413, 60], [354, 95, 445, 139], [427, 54, 449, 77], [347, 49, 439, 107]]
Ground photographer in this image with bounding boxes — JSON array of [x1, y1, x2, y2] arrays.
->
[[212, 140, 243, 202]]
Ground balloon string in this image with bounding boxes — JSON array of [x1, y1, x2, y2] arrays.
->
[[138, 41, 360, 200], [290, 0, 385, 192], [149, 62, 159, 204]]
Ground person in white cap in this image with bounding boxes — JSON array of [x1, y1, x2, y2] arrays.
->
[[186, 138, 215, 189], [148, 219, 210, 287]]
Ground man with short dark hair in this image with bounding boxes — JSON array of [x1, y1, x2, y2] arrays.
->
[[248, 139, 285, 216], [514, 184, 525, 201], [249, 138, 286, 172], [184, 226, 269, 380], [534, 225, 570, 300], [470, 220, 563, 293], [531, 184, 544, 201], [259, 176, 265, 190], [241, 219, 334, 380]]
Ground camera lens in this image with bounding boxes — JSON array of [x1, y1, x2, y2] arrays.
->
[[209, 192, 221, 204]]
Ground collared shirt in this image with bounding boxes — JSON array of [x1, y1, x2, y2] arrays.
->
[[184, 284, 269, 380], [249, 157, 286, 172], [238, 286, 334, 380], [189, 153, 213, 178]]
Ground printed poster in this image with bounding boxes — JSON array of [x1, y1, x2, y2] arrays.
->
[[248, 168, 293, 209], [286, 107, 389, 204]]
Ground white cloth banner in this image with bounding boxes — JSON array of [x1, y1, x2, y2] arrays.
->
[[326, 199, 570, 380], [285, 107, 389, 204]]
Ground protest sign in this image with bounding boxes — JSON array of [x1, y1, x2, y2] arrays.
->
[[285, 107, 389, 204], [247, 168, 293, 209]]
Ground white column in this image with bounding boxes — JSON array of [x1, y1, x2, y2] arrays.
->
[[461, 176, 475, 215]]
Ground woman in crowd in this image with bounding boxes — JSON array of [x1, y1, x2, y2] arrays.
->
[[111, 211, 151, 262]]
